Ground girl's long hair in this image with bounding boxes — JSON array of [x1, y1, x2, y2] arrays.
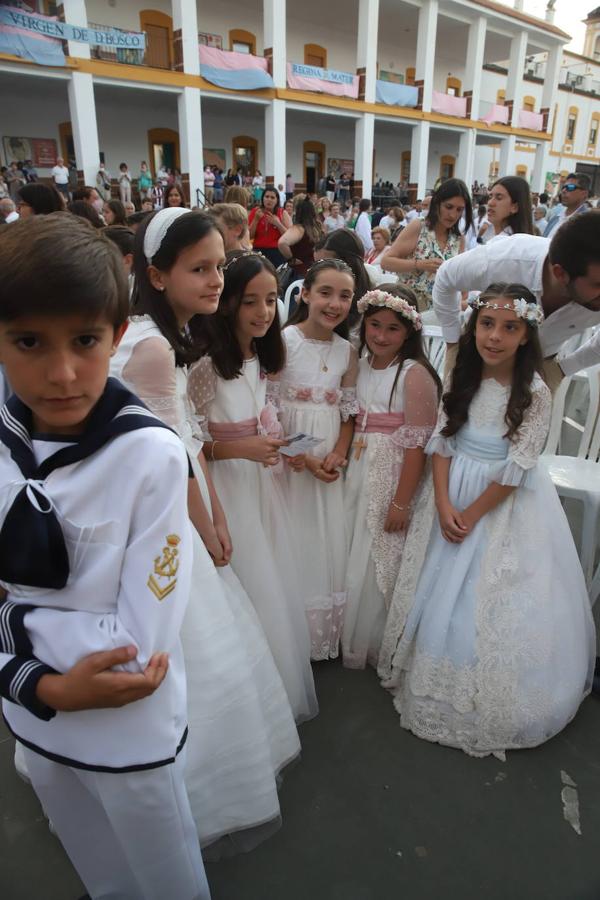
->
[[441, 283, 544, 440], [490, 176, 534, 235], [198, 252, 285, 379], [132, 210, 222, 366], [293, 195, 323, 245], [285, 258, 355, 340], [320, 228, 372, 327], [425, 178, 473, 235], [358, 284, 442, 409]]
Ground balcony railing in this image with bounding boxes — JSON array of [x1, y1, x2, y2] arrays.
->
[[479, 100, 509, 125], [88, 22, 146, 66], [431, 90, 467, 118]]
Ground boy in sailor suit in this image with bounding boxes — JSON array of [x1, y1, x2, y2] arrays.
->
[[0, 214, 210, 900]]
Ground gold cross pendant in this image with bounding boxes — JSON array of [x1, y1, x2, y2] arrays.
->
[[353, 436, 367, 460]]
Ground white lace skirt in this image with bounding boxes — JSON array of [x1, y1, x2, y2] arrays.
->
[[279, 402, 349, 661], [208, 455, 318, 723], [380, 452, 595, 757], [342, 435, 408, 670]]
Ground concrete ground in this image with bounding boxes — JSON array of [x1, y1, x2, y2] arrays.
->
[[2, 660, 599, 900]]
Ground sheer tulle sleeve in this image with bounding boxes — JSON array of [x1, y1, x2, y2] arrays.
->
[[122, 337, 180, 431], [391, 363, 439, 449], [265, 373, 281, 411], [187, 356, 217, 440], [489, 378, 552, 488], [340, 343, 360, 421]]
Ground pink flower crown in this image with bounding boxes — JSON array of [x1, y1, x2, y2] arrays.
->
[[468, 296, 544, 327], [356, 290, 422, 331]]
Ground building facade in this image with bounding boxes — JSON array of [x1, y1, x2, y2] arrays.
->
[[0, 0, 598, 201]]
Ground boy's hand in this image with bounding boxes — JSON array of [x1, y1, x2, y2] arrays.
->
[[36, 646, 169, 712]]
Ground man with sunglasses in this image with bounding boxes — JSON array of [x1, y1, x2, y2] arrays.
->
[[544, 173, 591, 237]]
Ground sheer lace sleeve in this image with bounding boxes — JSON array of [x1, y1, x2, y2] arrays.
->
[[391, 363, 439, 449], [490, 378, 552, 488], [266, 373, 281, 411], [187, 356, 217, 440], [340, 343, 360, 421], [122, 337, 180, 431]]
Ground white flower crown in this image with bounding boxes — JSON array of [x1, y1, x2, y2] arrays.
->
[[468, 296, 544, 327], [356, 290, 422, 331]]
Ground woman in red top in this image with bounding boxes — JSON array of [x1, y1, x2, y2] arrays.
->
[[248, 187, 292, 266]]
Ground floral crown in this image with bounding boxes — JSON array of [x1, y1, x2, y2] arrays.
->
[[468, 296, 544, 327], [356, 290, 422, 331]]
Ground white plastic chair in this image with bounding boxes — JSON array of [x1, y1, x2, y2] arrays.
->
[[281, 279, 303, 324], [540, 365, 600, 592], [422, 324, 446, 376]]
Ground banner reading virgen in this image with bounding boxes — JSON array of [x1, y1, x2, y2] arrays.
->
[[0, 7, 145, 49]]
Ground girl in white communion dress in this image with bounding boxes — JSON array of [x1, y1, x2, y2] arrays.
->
[[378, 283, 595, 758]]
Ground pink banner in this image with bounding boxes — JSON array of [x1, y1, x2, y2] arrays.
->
[[286, 62, 359, 99], [518, 109, 543, 132], [480, 104, 509, 125], [199, 44, 268, 71], [432, 91, 467, 118]]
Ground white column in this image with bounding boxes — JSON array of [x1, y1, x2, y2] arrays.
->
[[265, 99, 286, 188], [532, 141, 550, 193], [541, 44, 562, 134], [355, 113, 375, 198], [61, 0, 90, 59], [499, 134, 517, 176], [68, 72, 100, 185], [357, 0, 379, 103], [506, 30, 528, 127], [410, 120, 430, 198], [465, 16, 486, 120], [415, 0, 438, 113], [178, 87, 203, 204], [455, 129, 476, 185], [172, 0, 200, 76], [264, 0, 286, 89]]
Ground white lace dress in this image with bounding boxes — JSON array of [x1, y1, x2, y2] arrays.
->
[[187, 355, 317, 723], [272, 325, 359, 661], [342, 359, 438, 670], [378, 375, 595, 758], [111, 318, 301, 851]]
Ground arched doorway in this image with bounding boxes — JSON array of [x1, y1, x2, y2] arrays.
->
[[140, 10, 173, 69], [303, 140, 325, 193], [439, 155, 455, 181], [58, 121, 75, 167], [232, 135, 258, 177], [147, 127, 180, 177]]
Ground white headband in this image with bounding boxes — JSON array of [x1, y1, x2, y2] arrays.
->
[[144, 207, 189, 264]]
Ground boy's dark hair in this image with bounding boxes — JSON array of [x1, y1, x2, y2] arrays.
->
[[18, 182, 63, 215], [104, 225, 135, 257], [72, 186, 97, 202], [0, 213, 129, 326], [120, 163, 128, 171], [426, 178, 473, 235], [441, 283, 544, 441], [132, 210, 222, 366], [126, 210, 151, 227], [549, 209, 600, 280], [359, 198, 371, 212], [199, 252, 284, 379]]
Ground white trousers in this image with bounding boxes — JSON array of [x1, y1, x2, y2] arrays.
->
[[23, 745, 210, 900]]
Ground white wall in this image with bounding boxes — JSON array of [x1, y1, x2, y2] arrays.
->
[[202, 101, 266, 171], [85, 0, 172, 31], [0, 76, 70, 174], [286, 114, 356, 183], [94, 86, 178, 171]]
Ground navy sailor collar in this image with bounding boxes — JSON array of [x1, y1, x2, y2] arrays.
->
[[0, 377, 174, 589]]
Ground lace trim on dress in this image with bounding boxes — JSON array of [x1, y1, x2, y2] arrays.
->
[[306, 591, 347, 661], [265, 379, 281, 412], [390, 424, 435, 450], [340, 387, 359, 422], [365, 433, 407, 608]]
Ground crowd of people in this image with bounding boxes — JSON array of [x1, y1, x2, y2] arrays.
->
[[0, 155, 599, 899]]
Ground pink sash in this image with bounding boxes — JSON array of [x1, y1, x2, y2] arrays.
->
[[208, 417, 258, 441], [355, 409, 404, 435]]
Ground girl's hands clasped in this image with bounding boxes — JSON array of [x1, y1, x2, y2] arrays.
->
[[305, 455, 340, 483], [437, 501, 470, 543]]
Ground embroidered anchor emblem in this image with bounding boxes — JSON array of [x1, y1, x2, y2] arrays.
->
[[147, 534, 181, 601]]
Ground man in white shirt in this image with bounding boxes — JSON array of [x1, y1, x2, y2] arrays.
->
[[433, 210, 600, 383], [544, 173, 591, 237], [51, 156, 70, 199], [354, 197, 374, 253], [405, 199, 423, 223]]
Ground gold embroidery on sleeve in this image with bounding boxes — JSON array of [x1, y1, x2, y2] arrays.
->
[[147, 534, 180, 601]]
